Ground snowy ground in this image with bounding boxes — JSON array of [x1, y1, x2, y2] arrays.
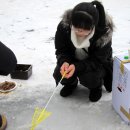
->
[[0, 0, 130, 130]]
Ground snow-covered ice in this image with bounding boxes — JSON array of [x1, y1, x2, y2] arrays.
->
[[0, 0, 130, 129]]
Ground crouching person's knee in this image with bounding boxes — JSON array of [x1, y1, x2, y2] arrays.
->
[[0, 42, 17, 75], [78, 71, 102, 89], [53, 65, 62, 85], [5, 51, 17, 75]]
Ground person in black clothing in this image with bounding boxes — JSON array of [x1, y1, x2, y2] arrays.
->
[[53, 1, 114, 102], [0, 41, 17, 130]]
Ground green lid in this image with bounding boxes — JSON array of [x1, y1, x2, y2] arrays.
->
[[124, 56, 129, 59]]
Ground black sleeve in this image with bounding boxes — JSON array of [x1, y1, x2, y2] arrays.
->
[[74, 42, 112, 73], [54, 22, 74, 66], [0, 41, 17, 75]]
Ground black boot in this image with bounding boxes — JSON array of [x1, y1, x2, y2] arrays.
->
[[89, 87, 102, 102], [104, 74, 112, 92], [104, 80, 112, 93], [104, 84, 112, 92], [60, 80, 78, 97]]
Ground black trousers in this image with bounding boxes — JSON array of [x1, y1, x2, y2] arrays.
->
[[0, 41, 17, 76], [53, 64, 106, 90]]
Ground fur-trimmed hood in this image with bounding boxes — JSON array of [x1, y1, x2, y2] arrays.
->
[[61, 9, 115, 47]]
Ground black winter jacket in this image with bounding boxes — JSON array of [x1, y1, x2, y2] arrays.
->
[[54, 10, 114, 76]]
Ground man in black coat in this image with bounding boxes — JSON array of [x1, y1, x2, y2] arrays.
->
[[53, 1, 114, 102], [0, 41, 17, 130]]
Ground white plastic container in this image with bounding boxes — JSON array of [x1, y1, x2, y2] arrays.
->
[[112, 54, 130, 124], [128, 49, 130, 59]]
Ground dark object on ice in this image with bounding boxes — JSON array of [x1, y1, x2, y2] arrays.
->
[[0, 81, 16, 91], [0, 41, 17, 76], [10, 64, 32, 80], [26, 29, 34, 32]]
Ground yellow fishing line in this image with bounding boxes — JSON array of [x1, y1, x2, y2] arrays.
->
[[36, 109, 51, 125], [61, 71, 66, 80], [30, 108, 40, 130], [31, 108, 52, 130], [30, 71, 66, 130]]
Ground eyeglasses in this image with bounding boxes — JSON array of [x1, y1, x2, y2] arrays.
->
[[72, 26, 92, 36]]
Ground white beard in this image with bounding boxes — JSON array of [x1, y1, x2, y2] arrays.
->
[[71, 27, 95, 60]]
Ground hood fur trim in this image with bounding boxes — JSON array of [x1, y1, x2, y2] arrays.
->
[[61, 9, 115, 47], [96, 13, 115, 47]]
